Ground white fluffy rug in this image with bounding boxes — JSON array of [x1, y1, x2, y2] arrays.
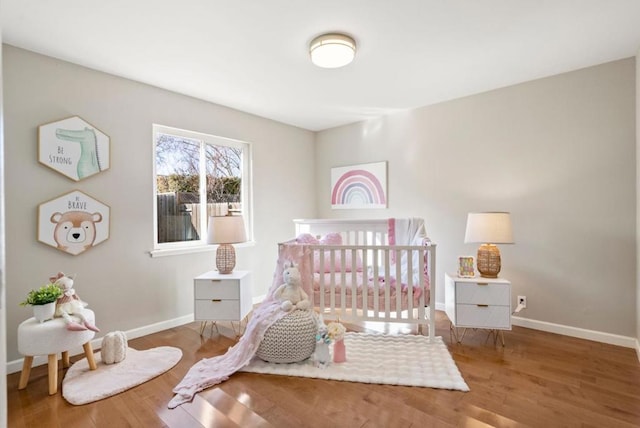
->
[[241, 333, 469, 391], [62, 346, 182, 405]]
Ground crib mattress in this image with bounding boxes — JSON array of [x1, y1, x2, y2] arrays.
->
[[312, 272, 429, 311]]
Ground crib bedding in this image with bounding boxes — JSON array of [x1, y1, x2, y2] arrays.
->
[[313, 291, 426, 316], [312, 269, 429, 312], [313, 271, 425, 298], [313, 272, 422, 297]]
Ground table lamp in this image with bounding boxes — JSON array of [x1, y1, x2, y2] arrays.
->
[[207, 215, 247, 274], [464, 212, 513, 278]]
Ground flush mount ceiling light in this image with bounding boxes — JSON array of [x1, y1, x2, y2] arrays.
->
[[309, 33, 356, 68]]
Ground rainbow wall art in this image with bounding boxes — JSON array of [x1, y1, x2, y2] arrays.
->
[[331, 161, 387, 209]]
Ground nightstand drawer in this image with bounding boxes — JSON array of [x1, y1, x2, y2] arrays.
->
[[456, 283, 509, 305], [456, 304, 511, 329], [195, 299, 240, 320], [194, 279, 239, 300]]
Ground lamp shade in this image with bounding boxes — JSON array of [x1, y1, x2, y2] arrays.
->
[[309, 33, 356, 68], [464, 212, 513, 244], [207, 216, 247, 245]]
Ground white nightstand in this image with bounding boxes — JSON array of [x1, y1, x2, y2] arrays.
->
[[194, 270, 252, 336], [444, 272, 511, 346]]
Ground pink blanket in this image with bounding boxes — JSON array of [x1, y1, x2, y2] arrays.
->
[[168, 244, 312, 408]]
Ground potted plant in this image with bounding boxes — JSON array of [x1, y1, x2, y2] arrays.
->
[[20, 283, 63, 323]]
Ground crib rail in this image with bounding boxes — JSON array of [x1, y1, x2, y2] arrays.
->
[[308, 242, 436, 341], [294, 218, 390, 246]]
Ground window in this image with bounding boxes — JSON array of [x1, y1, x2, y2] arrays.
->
[[152, 124, 251, 254]]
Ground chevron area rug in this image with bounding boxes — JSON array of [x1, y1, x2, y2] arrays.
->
[[241, 333, 469, 391]]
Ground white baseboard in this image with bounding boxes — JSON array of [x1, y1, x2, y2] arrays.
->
[[511, 316, 637, 349], [436, 300, 638, 358], [6, 314, 194, 375]]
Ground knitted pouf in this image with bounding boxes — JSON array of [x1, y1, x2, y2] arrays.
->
[[256, 310, 318, 363]]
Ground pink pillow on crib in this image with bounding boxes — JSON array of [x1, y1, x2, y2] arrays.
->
[[319, 233, 342, 245], [296, 233, 319, 244], [313, 233, 363, 273]]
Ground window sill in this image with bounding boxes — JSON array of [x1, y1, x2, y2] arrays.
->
[[149, 241, 255, 258]]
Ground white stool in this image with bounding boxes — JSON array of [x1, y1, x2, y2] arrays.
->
[[17, 309, 97, 395]]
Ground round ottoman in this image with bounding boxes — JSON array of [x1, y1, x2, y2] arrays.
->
[[17, 309, 97, 395], [256, 310, 318, 363]]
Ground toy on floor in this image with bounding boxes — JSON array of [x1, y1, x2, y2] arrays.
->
[[273, 263, 310, 312], [101, 331, 127, 364], [50, 272, 100, 332], [312, 317, 331, 368]]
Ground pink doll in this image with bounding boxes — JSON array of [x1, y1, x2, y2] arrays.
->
[[51, 272, 100, 332]]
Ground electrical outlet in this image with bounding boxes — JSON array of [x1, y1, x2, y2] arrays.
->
[[518, 295, 527, 308]]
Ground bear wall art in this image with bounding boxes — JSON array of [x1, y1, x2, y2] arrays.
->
[[38, 190, 110, 255]]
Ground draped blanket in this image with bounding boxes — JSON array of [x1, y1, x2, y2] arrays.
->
[[388, 217, 430, 285], [168, 244, 312, 408], [388, 217, 428, 247]]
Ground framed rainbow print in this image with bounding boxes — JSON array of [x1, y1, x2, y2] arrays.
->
[[331, 161, 387, 209]]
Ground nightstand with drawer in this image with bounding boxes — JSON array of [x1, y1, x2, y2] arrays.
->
[[194, 270, 252, 336], [444, 272, 511, 345]]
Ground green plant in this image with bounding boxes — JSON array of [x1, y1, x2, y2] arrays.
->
[[19, 283, 63, 306]]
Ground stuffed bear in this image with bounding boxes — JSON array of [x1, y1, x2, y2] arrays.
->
[[51, 272, 100, 332], [273, 264, 310, 312]]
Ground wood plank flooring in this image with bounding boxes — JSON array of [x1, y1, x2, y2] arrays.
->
[[7, 311, 640, 427]]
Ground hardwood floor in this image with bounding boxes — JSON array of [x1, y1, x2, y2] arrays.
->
[[7, 311, 640, 427]]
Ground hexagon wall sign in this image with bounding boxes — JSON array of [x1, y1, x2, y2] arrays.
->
[[38, 190, 110, 256], [38, 116, 110, 181]]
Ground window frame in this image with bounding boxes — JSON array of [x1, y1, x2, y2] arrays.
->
[[150, 124, 253, 257]]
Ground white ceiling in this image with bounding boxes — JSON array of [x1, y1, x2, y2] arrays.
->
[[3, 1, 640, 131]]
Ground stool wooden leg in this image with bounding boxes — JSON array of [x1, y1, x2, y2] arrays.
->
[[18, 356, 33, 390], [47, 354, 58, 395], [62, 351, 70, 368], [83, 342, 97, 370]]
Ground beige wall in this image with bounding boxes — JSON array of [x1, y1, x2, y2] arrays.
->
[[2, 45, 316, 362], [316, 59, 637, 337]]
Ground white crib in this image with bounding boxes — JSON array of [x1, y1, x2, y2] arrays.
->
[[278, 218, 436, 341]]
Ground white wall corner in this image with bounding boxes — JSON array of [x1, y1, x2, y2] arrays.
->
[[636, 49, 640, 362]]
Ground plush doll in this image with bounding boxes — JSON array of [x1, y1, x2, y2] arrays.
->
[[51, 272, 100, 332], [273, 263, 310, 312], [312, 317, 331, 368]]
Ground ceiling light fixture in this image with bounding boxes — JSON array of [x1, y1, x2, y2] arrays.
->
[[309, 33, 356, 68]]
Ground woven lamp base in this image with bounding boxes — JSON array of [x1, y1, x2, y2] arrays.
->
[[477, 244, 501, 278], [216, 244, 236, 274]]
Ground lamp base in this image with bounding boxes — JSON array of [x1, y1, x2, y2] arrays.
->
[[216, 244, 236, 274], [477, 244, 501, 278]]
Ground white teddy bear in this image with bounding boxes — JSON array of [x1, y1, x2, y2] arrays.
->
[[273, 264, 310, 312], [51, 272, 100, 332]]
